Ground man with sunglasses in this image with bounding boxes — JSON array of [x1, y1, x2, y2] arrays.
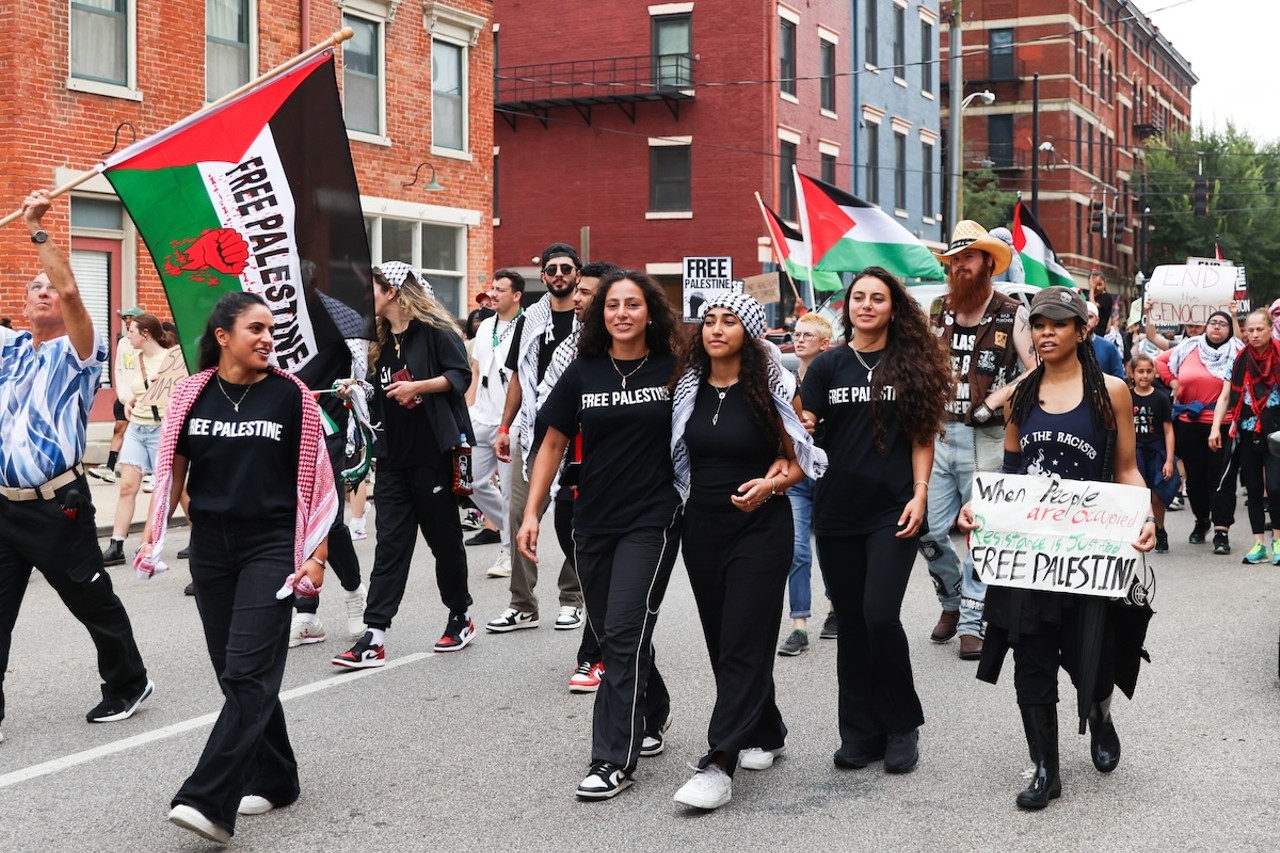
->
[[490, 243, 585, 635], [0, 191, 153, 743]]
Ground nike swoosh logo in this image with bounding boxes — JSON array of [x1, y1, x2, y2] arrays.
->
[[433, 486, 444, 494]]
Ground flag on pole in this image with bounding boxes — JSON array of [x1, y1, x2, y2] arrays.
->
[[755, 194, 845, 294], [793, 170, 945, 281], [1214, 242, 1225, 261], [1011, 201, 1075, 288], [101, 51, 372, 372]]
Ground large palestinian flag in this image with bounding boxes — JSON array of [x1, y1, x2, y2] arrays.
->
[[1012, 200, 1075, 289], [793, 170, 945, 282], [101, 51, 372, 372], [754, 194, 844, 294]]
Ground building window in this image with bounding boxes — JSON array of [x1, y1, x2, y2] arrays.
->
[[432, 39, 466, 152], [779, 141, 797, 221], [821, 152, 837, 185], [343, 14, 382, 135], [207, 0, 250, 101], [988, 115, 1013, 168], [921, 141, 935, 218], [71, 0, 129, 86], [365, 215, 467, 317], [865, 0, 878, 66], [820, 39, 836, 112], [650, 146, 692, 212], [779, 18, 797, 97], [866, 123, 880, 204], [653, 14, 692, 89], [989, 28, 1014, 80], [894, 131, 907, 210], [892, 4, 905, 76], [920, 20, 933, 94]]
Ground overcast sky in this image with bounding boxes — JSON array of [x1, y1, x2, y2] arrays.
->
[[1143, 0, 1276, 143]]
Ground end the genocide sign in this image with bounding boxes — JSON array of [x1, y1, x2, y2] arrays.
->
[[967, 473, 1149, 598]]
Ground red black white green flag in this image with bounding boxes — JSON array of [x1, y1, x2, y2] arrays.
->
[[101, 51, 372, 372]]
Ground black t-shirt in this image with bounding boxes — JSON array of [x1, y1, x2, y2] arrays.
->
[[1095, 291, 1115, 327], [375, 336, 446, 471], [505, 308, 576, 448], [801, 346, 915, 536], [946, 323, 978, 417], [684, 381, 778, 511], [1131, 387, 1172, 445], [539, 353, 681, 535], [177, 372, 301, 523]]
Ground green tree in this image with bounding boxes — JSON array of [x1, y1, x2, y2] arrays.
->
[[962, 166, 1018, 230]]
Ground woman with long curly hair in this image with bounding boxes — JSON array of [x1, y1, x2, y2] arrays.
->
[[666, 292, 826, 810], [331, 262, 476, 669], [517, 269, 683, 801], [800, 266, 951, 774]]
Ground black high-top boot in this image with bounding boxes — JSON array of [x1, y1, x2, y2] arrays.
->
[[1016, 704, 1062, 810], [1088, 695, 1121, 773]]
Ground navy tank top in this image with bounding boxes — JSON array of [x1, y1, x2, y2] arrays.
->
[[1016, 397, 1107, 481]]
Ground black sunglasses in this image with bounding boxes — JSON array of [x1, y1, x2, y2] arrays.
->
[[543, 263, 576, 276]]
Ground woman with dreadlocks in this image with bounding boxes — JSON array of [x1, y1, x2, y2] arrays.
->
[[800, 267, 951, 776], [961, 286, 1155, 812], [1209, 308, 1280, 564]]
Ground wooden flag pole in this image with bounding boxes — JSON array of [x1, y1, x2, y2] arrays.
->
[[0, 27, 354, 229]]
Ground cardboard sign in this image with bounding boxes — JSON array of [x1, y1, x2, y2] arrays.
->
[[683, 256, 733, 321], [136, 347, 189, 413], [968, 472, 1149, 598], [1144, 264, 1237, 325], [742, 272, 781, 304]]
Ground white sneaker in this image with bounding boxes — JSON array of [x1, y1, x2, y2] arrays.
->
[[344, 584, 367, 637], [673, 764, 732, 810], [238, 795, 275, 815], [169, 804, 230, 844], [486, 551, 512, 578], [288, 613, 326, 648], [141, 474, 154, 493], [485, 607, 538, 632], [739, 747, 785, 771], [350, 521, 367, 541], [554, 605, 583, 630], [88, 464, 117, 484]]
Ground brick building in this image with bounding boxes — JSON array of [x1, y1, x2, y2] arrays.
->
[[492, 0, 852, 312], [942, 0, 1195, 288], [0, 0, 493, 421]]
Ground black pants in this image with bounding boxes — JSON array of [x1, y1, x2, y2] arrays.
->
[[817, 526, 925, 753], [683, 502, 791, 776], [556, 496, 600, 665], [1174, 420, 1237, 526], [295, 436, 362, 615], [364, 462, 472, 630], [0, 475, 148, 724], [1235, 432, 1280, 534], [574, 513, 681, 771], [174, 518, 299, 836], [1010, 602, 1116, 707]]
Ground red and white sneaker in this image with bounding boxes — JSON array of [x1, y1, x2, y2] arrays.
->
[[434, 613, 476, 653], [332, 631, 385, 669], [569, 660, 604, 693]]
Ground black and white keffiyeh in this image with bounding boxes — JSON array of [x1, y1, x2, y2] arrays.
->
[[377, 261, 434, 299], [514, 293, 554, 478], [670, 291, 826, 499]]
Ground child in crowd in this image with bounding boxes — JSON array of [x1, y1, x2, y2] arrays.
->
[[1130, 353, 1177, 553]]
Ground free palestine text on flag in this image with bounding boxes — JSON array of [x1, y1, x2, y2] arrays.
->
[[101, 51, 372, 372]]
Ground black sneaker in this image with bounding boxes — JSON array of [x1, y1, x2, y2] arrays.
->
[[434, 613, 476, 653], [820, 611, 838, 639], [465, 528, 500, 546], [834, 738, 885, 769], [777, 628, 809, 657], [177, 546, 191, 559], [102, 540, 126, 567], [184, 582, 196, 596], [640, 715, 672, 757], [884, 729, 919, 774], [1213, 530, 1231, 555], [576, 761, 632, 799], [1154, 527, 1169, 553], [86, 679, 154, 723], [1189, 520, 1210, 544], [332, 631, 385, 669]]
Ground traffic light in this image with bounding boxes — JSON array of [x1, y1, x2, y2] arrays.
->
[[1091, 200, 1106, 234], [1193, 175, 1208, 217], [1113, 212, 1127, 243]]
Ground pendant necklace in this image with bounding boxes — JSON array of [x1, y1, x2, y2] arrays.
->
[[392, 330, 406, 359], [707, 379, 738, 427], [216, 375, 254, 413], [610, 351, 649, 390], [851, 345, 879, 383]]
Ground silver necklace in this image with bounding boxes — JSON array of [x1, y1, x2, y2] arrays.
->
[[610, 352, 649, 390], [851, 345, 879, 383], [216, 375, 254, 413], [707, 380, 738, 427]]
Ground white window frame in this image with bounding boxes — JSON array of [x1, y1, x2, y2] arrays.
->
[[67, 0, 142, 101], [341, 2, 393, 145], [778, 5, 801, 104], [425, 2, 486, 162], [204, 0, 259, 103], [362, 195, 480, 316], [819, 31, 838, 118]]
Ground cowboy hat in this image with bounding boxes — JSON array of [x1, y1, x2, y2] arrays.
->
[[933, 220, 1012, 276]]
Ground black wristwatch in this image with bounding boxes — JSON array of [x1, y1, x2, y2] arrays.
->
[[30, 230, 48, 244], [971, 402, 995, 424]]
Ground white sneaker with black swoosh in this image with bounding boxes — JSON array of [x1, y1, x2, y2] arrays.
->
[[485, 607, 539, 632]]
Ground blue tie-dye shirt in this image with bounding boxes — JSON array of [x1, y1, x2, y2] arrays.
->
[[0, 328, 106, 488]]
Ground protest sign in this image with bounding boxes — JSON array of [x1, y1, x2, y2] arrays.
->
[[742, 271, 781, 304], [968, 472, 1148, 598], [683, 256, 733, 321], [136, 348, 189, 412], [1144, 264, 1236, 325]]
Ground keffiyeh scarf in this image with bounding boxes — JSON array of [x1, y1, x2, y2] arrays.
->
[[378, 261, 434, 299], [514, 293, 554, 478], [1168, 332, 1242, 381]]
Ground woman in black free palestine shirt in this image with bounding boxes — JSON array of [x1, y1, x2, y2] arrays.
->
[[799, 267, 951, 775], [520, 270, 683, 801]]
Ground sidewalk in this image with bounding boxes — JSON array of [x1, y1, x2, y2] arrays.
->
[[83, 468, 188, 539]]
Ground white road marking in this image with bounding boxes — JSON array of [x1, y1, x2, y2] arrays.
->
[[0, 652, 434, 790]]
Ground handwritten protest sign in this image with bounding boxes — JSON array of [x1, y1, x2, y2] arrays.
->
[[1144, 264, 1236, 325], [968, 473, 1148, 598], [136, 347, 189, 413]]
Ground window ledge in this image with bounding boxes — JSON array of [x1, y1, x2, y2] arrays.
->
[[893, 76, 909, 88], [921, 90, 935, 100], [431, 146, 473, 162], [895, 208, 909, 219], [820, 108, 838, 120], [493, 217, 501, 227], [864, 62, 880, 73], [349, 129, 392, 147], [922, 215, 936, 224], [779, 90, 799, 104], [67, 77, 142, 102], [645, 210, 693, 220]]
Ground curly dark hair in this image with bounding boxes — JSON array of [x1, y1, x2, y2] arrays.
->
[[577, 270, 682, 359], [843, 266, 953, 450], [674, 319, 783, 451], [1010, 318, 1116, 433]]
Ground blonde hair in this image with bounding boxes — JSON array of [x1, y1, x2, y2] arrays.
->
[[796, 313, 833, 340], [370, 267, 462, 364]]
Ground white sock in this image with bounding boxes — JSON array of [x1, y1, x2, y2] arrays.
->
[[111, 536, 124, 543], [368, 628, 385, 645]]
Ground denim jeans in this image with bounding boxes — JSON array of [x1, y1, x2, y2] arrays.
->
[[785, 477, 815, 619], [917, 421, 1003, 638]]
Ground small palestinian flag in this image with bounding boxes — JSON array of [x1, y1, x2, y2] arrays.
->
[[101, 51, 372, 372], [755, 195, 844, 294], [1012, 201, 1075, 289], [793, 170, 945, 282]]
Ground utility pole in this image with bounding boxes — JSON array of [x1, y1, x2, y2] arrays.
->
[[947, 0, 964, 232], [1031, 73, 1040, 217]]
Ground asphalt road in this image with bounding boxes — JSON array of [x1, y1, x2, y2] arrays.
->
[[0, 496, 1277, 852]]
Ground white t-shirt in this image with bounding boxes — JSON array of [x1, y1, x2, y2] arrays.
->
[[470, 312, 520, 425]]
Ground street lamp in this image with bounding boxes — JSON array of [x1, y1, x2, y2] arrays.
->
[[947, 89, 995, 231]]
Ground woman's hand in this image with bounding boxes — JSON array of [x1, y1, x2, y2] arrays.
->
[[765, 457, 791, 483], [385, 379, 423, 408], [956, 502, 979, 532], [731, 477, 776, 514], [1161, 459, 1174, 481], [1133, 520, 1157, 552], [334, 378, 357, 400], [517, 515, 540, 563], [800, 411, 817, 435], [1208, 428, 1222, 451], [895, 494, 927, 538]]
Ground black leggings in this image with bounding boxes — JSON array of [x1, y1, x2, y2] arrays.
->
[[1174, 420, 1237, 526], [1009, 599, 1116, 707], [1235, 432, 1280, 534]]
